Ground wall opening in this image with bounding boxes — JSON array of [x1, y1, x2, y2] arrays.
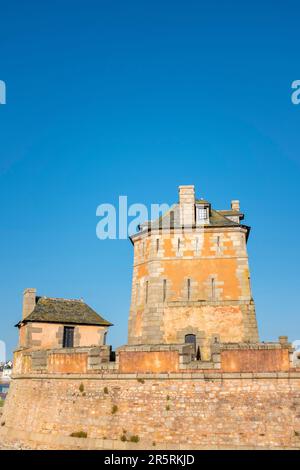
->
[[145, 281, 149, 304], [63, 326, 74, 348], [187, 278, 191, 300], [163, 279, 167, 302], [211, 278, 215, 300], [185, 333, 196, 353]]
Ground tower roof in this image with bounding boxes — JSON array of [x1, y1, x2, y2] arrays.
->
[[132, 201, 249, 241]]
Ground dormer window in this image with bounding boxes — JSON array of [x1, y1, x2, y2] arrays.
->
[[197, 207, 207, 220], [196, 201, 210, 224]]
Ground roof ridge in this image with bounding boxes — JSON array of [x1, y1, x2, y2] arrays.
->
[[40, 296, 84, 303]]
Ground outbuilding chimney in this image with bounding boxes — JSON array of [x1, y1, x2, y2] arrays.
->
[[22, 288, 37, 320]]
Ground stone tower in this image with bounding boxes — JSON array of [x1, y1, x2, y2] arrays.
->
[[128, 185, 259, 360]]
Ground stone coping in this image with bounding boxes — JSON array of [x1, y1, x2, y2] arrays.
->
[[220, 342, 292, 350], [11, 371, 300, 380], [166, 299, 253, 306], [16, 345, 109, 355], [117, 343, 193, 352], [117, 342, 292, 352]]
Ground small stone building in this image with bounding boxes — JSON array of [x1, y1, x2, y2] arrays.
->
[[16, 288, 112, 350]]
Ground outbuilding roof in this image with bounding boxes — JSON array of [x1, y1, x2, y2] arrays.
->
[[16, 297, 112, 327]]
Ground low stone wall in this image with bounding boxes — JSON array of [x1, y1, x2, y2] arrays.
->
[[13, 342, 295, 376], [13, 346, 112, 375], [1, 371, 300, 449]]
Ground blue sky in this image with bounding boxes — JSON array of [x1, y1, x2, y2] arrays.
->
[[0, 0, 299, 358]]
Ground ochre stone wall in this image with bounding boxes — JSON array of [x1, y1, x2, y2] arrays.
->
[[1, 374, 300, 449], [118, 350, 179, 374], [47, 352, 88, 374], [18, 322, 107, 350], [221, 349, 291, 373], [128, 228, 259, 357]]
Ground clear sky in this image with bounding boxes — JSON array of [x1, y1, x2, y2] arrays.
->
[[0, 1, 299, 358]]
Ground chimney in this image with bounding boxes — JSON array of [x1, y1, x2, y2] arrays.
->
[[179, 185, 195, 227], [22, 288, 37, 320], [231, 200, 240, 211]]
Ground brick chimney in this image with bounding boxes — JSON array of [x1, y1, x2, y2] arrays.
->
[[231, 200, 240, 211], [22, 288, 37, 320], [179, 185, 195, 227]]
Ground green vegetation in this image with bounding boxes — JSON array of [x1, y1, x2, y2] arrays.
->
[[111, 405, 118, 414], [79, 383, 84, 393], [130, 435, 140, 443], [70, 431, 87, 438], [166, 405, 170, 411], [137, 378, 145, 384], [0, 399, 4, 407], [120, 434, 127, 442], [103, 386, 109, 394]]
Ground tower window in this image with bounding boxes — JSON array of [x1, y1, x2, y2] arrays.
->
[[156, 238, 159, 252], [163, 279, 167, 302], [185, 334, 196, 354], [63, 326, 74, 348], [187, 278, 191, 300], [145, 281, 149, 304], [211, 278, 215, 300]]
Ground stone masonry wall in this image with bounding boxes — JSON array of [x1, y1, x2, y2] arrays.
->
[[1, 373, 300, 449], [128, 227, 259, 356]]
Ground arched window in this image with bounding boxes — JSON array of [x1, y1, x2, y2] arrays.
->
[[185, 334, 196, 353]]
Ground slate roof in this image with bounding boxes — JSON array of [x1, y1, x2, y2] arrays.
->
[[17, 297, 112, 327], [135, 203, 248, 232]]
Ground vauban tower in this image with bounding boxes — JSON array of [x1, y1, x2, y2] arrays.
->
[[1, 184, 299, 450], [128, 185, 259, 360]]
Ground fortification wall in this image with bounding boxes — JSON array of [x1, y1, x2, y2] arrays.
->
[[1, 372, 300, 450], [1, 342, 299, 449]]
